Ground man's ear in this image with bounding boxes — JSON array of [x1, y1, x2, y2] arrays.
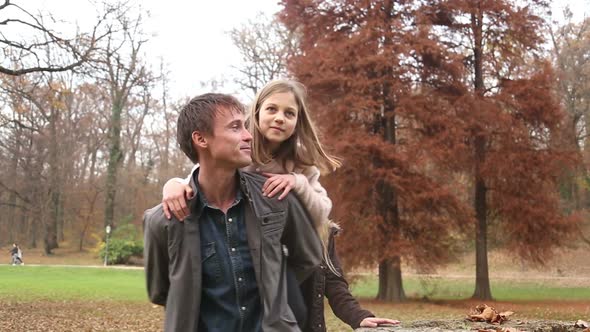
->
[[192, 131, 208, 149]]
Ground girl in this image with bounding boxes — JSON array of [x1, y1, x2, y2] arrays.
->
[[161, 79, 399, 331]]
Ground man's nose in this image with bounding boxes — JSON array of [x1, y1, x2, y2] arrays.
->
[[243, 128, 253, 141]]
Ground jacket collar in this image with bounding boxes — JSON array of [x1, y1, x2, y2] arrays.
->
[[186, 166, 252, 217]]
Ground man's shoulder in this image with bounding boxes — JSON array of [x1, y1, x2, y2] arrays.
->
[[143, 204, 168, 228], [240, 171, 301, 213], [240, 170, 266, 189]]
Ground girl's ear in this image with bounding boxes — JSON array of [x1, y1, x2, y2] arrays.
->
[[192, 131, 207, 149]]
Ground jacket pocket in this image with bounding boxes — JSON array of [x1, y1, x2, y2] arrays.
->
[[261, 211, 285, 235], [201, 242, 222, 283]]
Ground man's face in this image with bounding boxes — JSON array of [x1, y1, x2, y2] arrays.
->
[[201, 108, 252, 168]]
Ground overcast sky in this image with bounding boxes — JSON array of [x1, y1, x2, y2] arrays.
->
[[10, 0, 590, 102]]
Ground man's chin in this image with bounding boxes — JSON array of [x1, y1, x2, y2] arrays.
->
[[236, 158, 252, 168]]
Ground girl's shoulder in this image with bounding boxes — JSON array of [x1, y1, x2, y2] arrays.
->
[[249, 159, 320, 177], [281, 160, 319, 177], [250, 159, 292, 174]]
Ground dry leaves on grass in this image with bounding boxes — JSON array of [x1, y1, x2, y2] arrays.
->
[[467, 304, 514, 324], [575, 320, 589, 328], [0, 300, 163, 331]]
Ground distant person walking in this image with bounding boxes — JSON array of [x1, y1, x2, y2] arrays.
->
[[9, 243, 23, 265]]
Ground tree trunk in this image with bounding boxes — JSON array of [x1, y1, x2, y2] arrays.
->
[[472, 137, 492, 300], [7, 165, 18, 243], [377, 257, 406, 302], [26, 213, 36, 248], [471, 6, 493, 300], [7, 111, 21, 243], [376, 44, 405, 300], [160, 73, 170, 185], [57, 194, 65, 242], [45, 108, 60, 254], [104, 99, 124, 232]]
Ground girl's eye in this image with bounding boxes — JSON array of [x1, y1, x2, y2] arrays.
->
[[266, 106, 276, 112], [286, 111, 296, 118]]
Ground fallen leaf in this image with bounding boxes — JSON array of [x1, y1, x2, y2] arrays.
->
[[467, 304, 514, 324], [500, 311, 515, 318], [575, 320, 590, 328]]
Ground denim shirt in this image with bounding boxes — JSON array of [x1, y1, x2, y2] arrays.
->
[[197, 186, 262, 332]]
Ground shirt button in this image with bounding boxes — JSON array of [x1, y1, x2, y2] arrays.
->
[[231, 248, 236, 252], [241, 306, 246, 311], [317, 294, 322, 298], [228, 218, 233, 222], [318, 324, 322, 328], [238, 277, 243, 282]]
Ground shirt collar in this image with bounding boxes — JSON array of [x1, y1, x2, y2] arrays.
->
[[188, 167, 245, 214]]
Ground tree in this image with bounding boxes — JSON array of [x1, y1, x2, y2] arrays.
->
[[0, 0, 112, 76], [0, 73, 65, 253], [550, 14, 590, 243], [229, 12, 297, 97], [280, 0, 473, 302], [281, 0, 580, 302], [94, 4, 151, 232], [0, 1, 183, 252], [550, 14, 590, 203], [417, 0, 579, 299]]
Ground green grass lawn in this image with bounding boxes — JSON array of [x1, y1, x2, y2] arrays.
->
[[350, 275, 590, 301], [2, 265, 588, 303], [0, 265, 147, 302]]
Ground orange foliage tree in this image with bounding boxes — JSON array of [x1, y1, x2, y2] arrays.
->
[[417, 0, 580, 300], [281, 0, 579, 301], [280, 0, 473, 302]]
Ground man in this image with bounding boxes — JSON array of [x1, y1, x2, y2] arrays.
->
[[143, 93, 322, 332]]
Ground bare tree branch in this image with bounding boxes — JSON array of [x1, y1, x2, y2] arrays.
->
[[0, 0, 116, 76]]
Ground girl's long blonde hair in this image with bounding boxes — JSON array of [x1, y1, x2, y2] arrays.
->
[[248, 79, 342, 275], [249, 79, 341, 175]]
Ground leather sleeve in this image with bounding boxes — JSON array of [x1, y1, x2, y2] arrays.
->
[[143, 205, 170, 306], [325, 234, 374, 329]]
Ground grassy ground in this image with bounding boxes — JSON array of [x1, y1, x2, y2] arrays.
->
[[1, 265, 589, 331], [0, 265, 145, 302], [352, 274, 590, 301]]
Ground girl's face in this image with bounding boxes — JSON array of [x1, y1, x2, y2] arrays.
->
[[258, 91, 299, 152]]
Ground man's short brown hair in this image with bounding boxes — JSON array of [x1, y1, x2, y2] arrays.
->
[[177, 93, 245, 164]]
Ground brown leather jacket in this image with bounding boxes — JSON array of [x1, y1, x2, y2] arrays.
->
[[300, 226, 374, 332]]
